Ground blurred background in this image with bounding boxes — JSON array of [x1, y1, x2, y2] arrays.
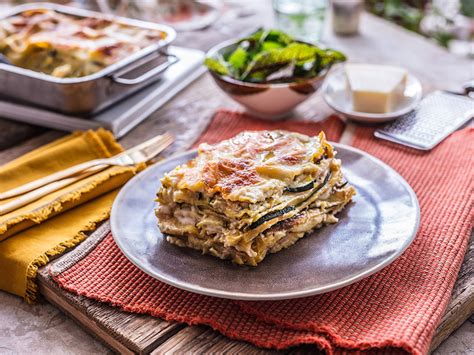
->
[[1, 0, 472, 58], [367, 0, 473, 57]]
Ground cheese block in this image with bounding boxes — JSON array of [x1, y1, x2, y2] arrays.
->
[[345, 64, 407, 113]]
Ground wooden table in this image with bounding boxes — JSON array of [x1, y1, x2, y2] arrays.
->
[[0, 1, 472, 354]]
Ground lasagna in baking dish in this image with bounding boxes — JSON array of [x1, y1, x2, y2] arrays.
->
[[156, 131, 356, 266], [0, 8, 166, 77]]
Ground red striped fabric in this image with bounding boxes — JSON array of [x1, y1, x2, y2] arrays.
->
[[53, 110, 473, 354]]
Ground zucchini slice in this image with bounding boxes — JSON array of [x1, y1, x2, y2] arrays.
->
[[250, 171, 332, 230], [248, 206, 295, 229], [285, 170, 331, 193], [285, 180, 314, 193]]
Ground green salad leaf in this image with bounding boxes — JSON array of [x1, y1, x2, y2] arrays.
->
[[227, 46, 248, 71], [242, 43, 319, 80], [262, 41, 284, 51], [204, 57, 229, 76], [242, 29, 294, 47], [205, 28, 346, 84]]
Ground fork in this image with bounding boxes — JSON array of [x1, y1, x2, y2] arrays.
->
[[0, 133, 174, 215], [0, 133, 174, 201]]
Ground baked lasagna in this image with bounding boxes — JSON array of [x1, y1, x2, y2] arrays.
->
[[0, 8, 166, 77], [156, 131, 356, 266]]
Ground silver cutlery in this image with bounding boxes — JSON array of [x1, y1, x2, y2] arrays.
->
[[0, 133, 174, 215]]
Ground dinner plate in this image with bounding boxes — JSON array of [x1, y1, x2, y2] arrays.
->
[[322, 68, 423, 123], [111, 144, 420, 300]]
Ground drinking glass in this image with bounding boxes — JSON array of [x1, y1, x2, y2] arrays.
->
[[273, 0, 328, 44]]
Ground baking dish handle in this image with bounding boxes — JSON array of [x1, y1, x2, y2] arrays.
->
[[111, 52, 179, 85]]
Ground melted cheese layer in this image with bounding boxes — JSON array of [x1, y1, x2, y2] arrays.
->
[[0, 8, 166, 77], [161, 130, 333, 203]]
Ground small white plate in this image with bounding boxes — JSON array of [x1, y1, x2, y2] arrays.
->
[[322, 68, 423, 123]]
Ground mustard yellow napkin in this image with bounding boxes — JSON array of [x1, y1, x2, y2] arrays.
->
[[0, 129, 144, 302]]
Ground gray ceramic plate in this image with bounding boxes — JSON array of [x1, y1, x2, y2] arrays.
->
[[111, 144, 420, 300]]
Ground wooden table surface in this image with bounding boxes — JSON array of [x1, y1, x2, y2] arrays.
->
[[0, 1, 472, 354]]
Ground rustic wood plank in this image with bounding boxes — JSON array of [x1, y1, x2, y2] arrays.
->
[[38, 262, 185, 355], [38, 279, 125, 355], [0, 118, 46, 151], [0, 130, 64, 165], [429, 234, 474, 352], [150, 326, 280, 355], [152, 326, 325, 354]]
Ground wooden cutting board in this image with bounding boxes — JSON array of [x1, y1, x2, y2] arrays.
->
[[37, 233, 473, 354]]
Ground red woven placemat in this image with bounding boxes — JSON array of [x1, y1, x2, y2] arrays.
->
[[53, 110, 473, 354], [194, 109, 345, 146]]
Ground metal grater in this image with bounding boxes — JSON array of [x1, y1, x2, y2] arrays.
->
[[374, 91, 473, 150]]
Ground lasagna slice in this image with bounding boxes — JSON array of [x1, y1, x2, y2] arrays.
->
[[0, 9, 166, 77], [156, 130, 356, 266]]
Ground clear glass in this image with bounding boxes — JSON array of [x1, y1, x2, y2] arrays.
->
[[273, 0, 328, 44]]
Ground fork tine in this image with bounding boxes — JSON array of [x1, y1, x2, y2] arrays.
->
[[140, 133, 174, 162], [126, 132, 174, 165], [115, 133, 169, 158]]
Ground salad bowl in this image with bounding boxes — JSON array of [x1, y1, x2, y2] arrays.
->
[[208, 40, 328, 119], [205, 30, 346, 119]]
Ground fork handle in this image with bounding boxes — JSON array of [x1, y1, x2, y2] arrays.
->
[[0, 167, 103, 216], [0, 158, 111, 200]]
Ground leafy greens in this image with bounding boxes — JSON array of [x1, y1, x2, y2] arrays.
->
[[205, 28, 346, 84]]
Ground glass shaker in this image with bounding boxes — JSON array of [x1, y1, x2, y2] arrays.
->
[[331, 0, 364, 36]]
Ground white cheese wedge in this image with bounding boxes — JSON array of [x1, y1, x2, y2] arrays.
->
[[345, 64, 407, 113]]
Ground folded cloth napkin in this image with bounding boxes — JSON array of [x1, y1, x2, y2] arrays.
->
[[0, 129, 144, 302], [52, 111, 473, 354]]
